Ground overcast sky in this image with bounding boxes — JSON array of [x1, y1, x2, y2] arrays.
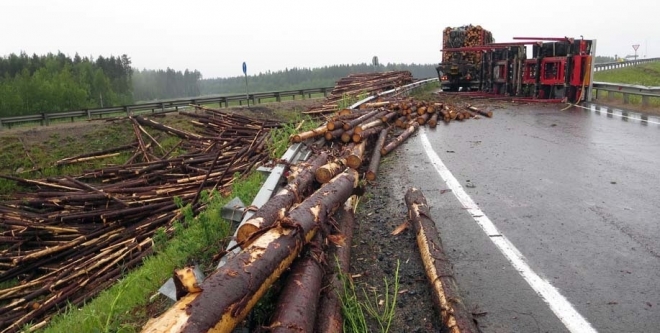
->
[[1, 0, 658, 79]]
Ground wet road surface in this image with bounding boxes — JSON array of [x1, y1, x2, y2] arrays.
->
[[390, 103, 660, 332]]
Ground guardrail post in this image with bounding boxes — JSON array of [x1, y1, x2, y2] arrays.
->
[[623, 93, 629, 104], [594, 89, 599, 100], [642, 95, 649, 107], [322, 88, 327, 97], [275, 92, 281, 102], [86, 109, 91, 120], [160, 103, 165, 114], [223, 98, 228, 108], [124, 106, 130, 117]]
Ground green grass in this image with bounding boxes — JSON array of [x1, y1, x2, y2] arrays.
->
[[594, 62, 660, 86], [338, 259, 401, 333], [410, 80, 440, 100], [267, 116, 320, 159], [41, 171, 264, 333], [593, 62, 660, 107]]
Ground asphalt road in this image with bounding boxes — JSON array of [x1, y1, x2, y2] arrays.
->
[[391, 103, 660, 332]]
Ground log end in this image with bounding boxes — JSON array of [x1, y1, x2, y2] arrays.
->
[[345, 156, 362, 170], [365, 170, 377, 181], [352, 134, 362, 143], [291, 135, 303, 143], [236, 223, 260, 245], [340, 133, 352, 143], [315, 166, 337, 184]]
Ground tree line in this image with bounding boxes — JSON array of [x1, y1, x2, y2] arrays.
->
[[0, 52, 133, 117], [0, 52, 438, 117]]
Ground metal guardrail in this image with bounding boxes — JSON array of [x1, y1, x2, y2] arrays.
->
[[0, 86, 333, 130], [593, 57, 660, 72], [592, 82, 660, 106]]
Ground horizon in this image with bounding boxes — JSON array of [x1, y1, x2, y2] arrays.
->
[[2, 0, 658, 79]]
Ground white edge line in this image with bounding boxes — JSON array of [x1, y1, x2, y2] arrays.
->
[[575, 104, 660, 125], [419, 128, 598, 333]]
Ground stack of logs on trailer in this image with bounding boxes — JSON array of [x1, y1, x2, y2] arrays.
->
[[440, 29, 596, 103]]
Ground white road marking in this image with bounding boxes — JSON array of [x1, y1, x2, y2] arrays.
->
[[419, 128, 598, 333], [572, 104, 660, 125]]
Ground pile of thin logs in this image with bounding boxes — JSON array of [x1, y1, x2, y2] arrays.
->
[[303, 71, 414, 115], [442, 25, 494, 66], [0, 108, 280, 333]]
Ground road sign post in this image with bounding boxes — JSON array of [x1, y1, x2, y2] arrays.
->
[[243, 62, 249, 107], [632, 44, 640, 61]]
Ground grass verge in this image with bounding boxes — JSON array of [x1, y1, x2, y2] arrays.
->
[[592, 62, 660, 109], [41, 171, 264, 333], [410, 81, 440, 100], [338, 259, 401, 333]]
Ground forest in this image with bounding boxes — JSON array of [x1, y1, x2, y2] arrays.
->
[[0, 53, 438, 117], [0, 52, 133, 117]]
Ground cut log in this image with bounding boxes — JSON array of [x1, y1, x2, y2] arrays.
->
[[467, 105, 493, 118], [325, 128, 344, 141], [315, 158, 346, 184], [395, 116, 408, 128], [236, 152, 329, 245], [381, 122, 419, 156], [351, 125, 384, 143], [291, 125, 328, 143], [405, 188, 479, 333], [342, 109, 380, 130], [345, 140, 367, 170], [363, 101, 390, 108], [365, 128, 389, 181], [380, 111, 398, 123], [354, 118, 383, 135], [315, 197, 356, 333], [141, 170, 358, 333], [428, 113, 439, 128], [340, 128, 355, 144], [417, 113, 430, 126], [326, 121, 343, 131], [268, 240, 324, 333]]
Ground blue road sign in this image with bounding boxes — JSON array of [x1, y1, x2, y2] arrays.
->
[[242, 62, 247, 75]]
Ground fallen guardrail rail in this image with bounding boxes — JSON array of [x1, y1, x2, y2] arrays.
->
[[592, 81, 660, 107]]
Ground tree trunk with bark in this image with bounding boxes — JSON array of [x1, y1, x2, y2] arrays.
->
[[267, 236, 324, 333], [366, 128, 389, 181], [236, 152, 329, 245], [404, 188, 479, 333], [141, 170, 358, 333], [315, 197, 356, 333], [380, 122, 419, 156]]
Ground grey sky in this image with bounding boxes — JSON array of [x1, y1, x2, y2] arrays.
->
[[2, 0, 657, 79]]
